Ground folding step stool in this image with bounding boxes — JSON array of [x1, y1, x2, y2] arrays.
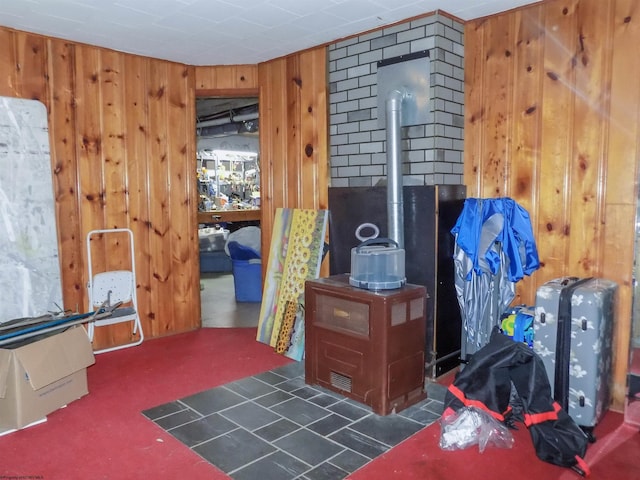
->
[[86, 228, 143, 354]]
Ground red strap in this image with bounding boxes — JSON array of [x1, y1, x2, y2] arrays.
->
[[524, 401, 561, 427], [442, 406, 456, 418], [574, 455, 591, 477], [447, 384, 505, 421]]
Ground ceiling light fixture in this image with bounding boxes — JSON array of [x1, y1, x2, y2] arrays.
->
[[199, 149, 258, 161]]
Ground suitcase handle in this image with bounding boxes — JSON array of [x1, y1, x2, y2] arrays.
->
[[554, 277, 593, 410]]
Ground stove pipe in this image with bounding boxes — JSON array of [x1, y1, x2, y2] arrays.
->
[[386, 89, 406, 249]]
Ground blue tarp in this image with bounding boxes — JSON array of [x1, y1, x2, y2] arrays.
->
[[451, 198, 540, 358], [451, 197, 540, 282]]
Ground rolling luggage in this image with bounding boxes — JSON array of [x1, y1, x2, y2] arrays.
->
[[533, 277, 617, 440]]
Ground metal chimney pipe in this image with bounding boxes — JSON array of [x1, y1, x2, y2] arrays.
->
[[386, 89, 405, 249]]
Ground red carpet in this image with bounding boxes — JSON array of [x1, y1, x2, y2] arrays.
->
[[0, 328, 291, 479], [349, 408, 639, 480], [1, 328, 638, 479]]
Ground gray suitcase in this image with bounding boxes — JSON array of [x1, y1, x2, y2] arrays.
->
[[533, 277, 617, 437]]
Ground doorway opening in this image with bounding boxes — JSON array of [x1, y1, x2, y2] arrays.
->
[[196, 96, 262, 328]]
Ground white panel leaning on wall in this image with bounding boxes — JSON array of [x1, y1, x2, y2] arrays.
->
[[0, 97, 63, 323]]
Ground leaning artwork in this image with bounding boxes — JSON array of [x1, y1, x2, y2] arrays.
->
[[256, 208, 328, 361]]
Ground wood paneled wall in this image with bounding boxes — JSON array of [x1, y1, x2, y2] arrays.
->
[[258, 49, 330, 271], [196, 48, 330, 275], [12, 0, 635, 412], [195, 64, 258, 94], [1, 28, 200, 349], [465, 0, 640, 410], [0, 25, 329, 352]]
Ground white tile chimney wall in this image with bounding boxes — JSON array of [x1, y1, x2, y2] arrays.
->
[[328, 12, 464, 187]]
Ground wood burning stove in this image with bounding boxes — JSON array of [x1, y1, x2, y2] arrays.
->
[[304, 274, 427, 415]]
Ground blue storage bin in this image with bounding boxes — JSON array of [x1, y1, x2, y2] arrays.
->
[[228, 241, 262, 302], [232, 260, 262, 302], [227, 241, 261, 261], [200, 251, 232, 273]]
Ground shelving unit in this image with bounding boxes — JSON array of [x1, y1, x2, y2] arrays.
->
[[197, 149, 259, 205]]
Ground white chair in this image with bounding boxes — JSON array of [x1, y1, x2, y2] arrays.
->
[[86, 228, 143, 354]]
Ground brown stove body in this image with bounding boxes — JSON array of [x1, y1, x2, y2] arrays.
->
[[304, 275, 427, 415]]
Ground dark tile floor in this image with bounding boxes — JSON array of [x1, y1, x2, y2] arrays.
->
[[143, 361, 446, 480]]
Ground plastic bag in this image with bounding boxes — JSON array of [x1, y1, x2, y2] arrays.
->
[[439, 406, 515, 453], [224, 226, 261, 256]]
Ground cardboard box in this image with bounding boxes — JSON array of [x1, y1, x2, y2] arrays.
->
[[0, 325, 95, 431]]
